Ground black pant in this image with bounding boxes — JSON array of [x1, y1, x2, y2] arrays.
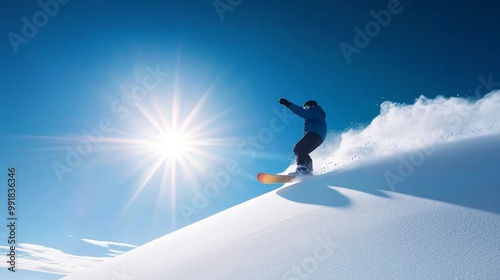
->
[[293, 132, 323, 171]]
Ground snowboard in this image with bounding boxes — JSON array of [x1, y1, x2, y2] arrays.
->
[[257, 172, 297, 184]]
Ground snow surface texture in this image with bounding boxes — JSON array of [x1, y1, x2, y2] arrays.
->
[[63, 93, 500, 280]]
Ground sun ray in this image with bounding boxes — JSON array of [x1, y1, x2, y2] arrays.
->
[[105, 84, 235, 215], [124, 154, 167, 210], [39, 54, 238, 224]]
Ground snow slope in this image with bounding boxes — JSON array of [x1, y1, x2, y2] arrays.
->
[[63, 134, 500, 280], [63, 93, 500, 279]]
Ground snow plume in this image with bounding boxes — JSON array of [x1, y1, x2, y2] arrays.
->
[[312, 91, 500, 174]]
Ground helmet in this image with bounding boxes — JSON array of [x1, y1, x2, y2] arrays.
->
[[303, 100, 318, 109]]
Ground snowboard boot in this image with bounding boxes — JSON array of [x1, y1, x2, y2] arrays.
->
[[288, 165, 312, 176]]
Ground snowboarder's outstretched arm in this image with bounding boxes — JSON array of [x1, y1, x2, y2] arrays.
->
[[278, 98, 322, 119]]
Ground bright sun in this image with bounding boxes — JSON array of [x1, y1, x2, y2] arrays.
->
[[101, 86, 232, 214], [48, 61, 234, 224], [159, 131, 187, 158]]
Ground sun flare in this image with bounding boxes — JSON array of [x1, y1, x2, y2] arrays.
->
[[100, 84, 234, 216], [156, 130, 187, 159]]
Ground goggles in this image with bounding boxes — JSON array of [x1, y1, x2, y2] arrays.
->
[[303, 105, 311, 110]]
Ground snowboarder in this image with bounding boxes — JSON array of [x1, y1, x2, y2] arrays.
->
[[278, 98, 327, 175]]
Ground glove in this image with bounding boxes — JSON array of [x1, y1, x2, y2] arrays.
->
[[279, 98, 291, 108]]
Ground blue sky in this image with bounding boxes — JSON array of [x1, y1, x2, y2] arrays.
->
[[1, 0, 499, 278]]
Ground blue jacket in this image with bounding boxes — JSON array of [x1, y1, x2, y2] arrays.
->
[[288, 103, 327, 140]]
